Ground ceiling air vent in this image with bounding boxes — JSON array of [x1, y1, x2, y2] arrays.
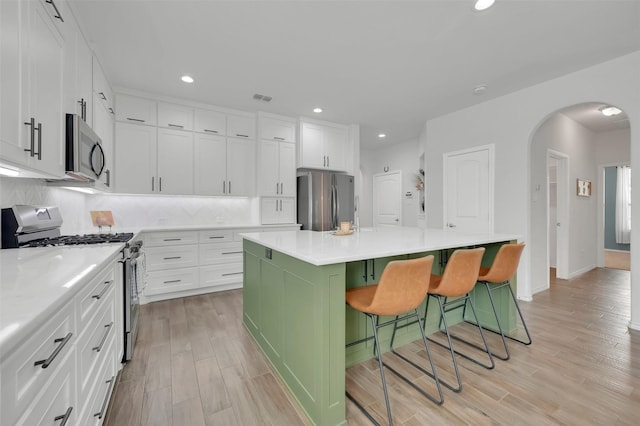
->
[[253, 93, 273, 102]]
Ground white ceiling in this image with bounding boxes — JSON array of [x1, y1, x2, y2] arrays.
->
[[70, 0, 640, 148]]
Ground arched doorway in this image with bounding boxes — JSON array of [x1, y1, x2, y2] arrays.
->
[[528, 102, 630, 293]]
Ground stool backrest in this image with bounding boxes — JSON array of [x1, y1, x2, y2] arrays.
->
[[431, 248, 485, 297], [480, 243, 525, 283], [367, 255, 435, 316]]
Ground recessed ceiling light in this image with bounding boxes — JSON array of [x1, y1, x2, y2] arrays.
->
[[474, 0, 495, 11], [181, 75, 194, 83], [600, 106, 622, 117], [473, 84, 487, 95], [313, 107, 323, 113], [378, 133, 386, 139]]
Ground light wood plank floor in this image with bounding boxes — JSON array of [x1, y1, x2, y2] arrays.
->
[[604, 249, 631, 270], [106, 268, 639, 425]]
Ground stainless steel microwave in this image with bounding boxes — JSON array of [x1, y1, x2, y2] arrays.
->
[[65, 113, 105, 181]]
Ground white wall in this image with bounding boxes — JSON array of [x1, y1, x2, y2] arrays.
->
[[530, 113, 598, 292], [421, 51, 640, 329], [594, 127, 631, 165], [360, 138, 421, 227]]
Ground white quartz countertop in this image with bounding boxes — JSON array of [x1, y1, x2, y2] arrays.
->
[[240, 227, 521, 266], [0, 244, 124, 359], [83, 223, 300, 234]]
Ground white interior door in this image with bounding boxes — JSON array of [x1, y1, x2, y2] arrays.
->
[[373, 171, 402, 227], [444, 145, 493, 233], [549, 150, 569, 280]]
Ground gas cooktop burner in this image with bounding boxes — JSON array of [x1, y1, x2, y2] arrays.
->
[[22, 233, 135, 248]]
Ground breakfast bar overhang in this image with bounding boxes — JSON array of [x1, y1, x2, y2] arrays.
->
[[241, 227, 521, 426]]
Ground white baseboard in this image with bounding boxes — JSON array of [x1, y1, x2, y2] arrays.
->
[[628, 321, 640, 331], [604, 248, 631, 253], [568, 264, 596, 279]]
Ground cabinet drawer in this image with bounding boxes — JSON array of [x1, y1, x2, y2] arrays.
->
[[76, 262, 117, 327], [158, 102, 194, 131], [200, 242, 243, 265], [77, 285, 115, 396], [145, 267, 199, 296], [115, 94, 157, 125], [199, 230, 233, 243], [227, 114, 256, 139], [1, 301, 75, 425], [14, 348, 76, 426], [145, 245, 199, 271], [200, 263, 243, 288], [194, 108, 226, 135], [144, 231, 199, 247], [78, 341, 116, 426]]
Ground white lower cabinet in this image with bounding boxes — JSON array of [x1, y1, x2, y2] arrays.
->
[[1, 258, 121, 426], [140, 226, 299, 302]]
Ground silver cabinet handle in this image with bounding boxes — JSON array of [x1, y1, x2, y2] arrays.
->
[[209, 236, 225, 239], [362, 259, 368, 282], [24, 118, 35, 157], [276, 182, 279, 194], [222, 251, 243, 255], [34, 332, 72, 368], [228, 181, 231, 194], [168, 123, 184, 128], [323, 155, 326, 167], [127, 117, 145, 123], [280, 199, 282, 211], [108, 107, 114, 115], [78, 98, 85, 121], [152, 176, 155, 191], [92, 322, 113, 352], [280, 182, 283, 194], [54, 407, 73, 426], [327, 156, 330, 167], [94, 376, 115, 419], [92, 280, 114, 300], [274, 136, 285, 141], [105, 169, 111, 187], [159, 177, 162, 192], [45, 0, 64, 22], [36, 122, 42, 160], [99, 92, 107, 101], [222, 181, 226, 194], [163, 256, 182, 260], [164, 279, 182, 284], [370, 259, 375, 280], [222, 272, 243, 276], [235, 134, 249, 138], [203, 129, 218, 133], [163, 238, 182, 241]]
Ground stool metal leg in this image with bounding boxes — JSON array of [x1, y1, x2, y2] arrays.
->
[[370, 313, 393, 425]]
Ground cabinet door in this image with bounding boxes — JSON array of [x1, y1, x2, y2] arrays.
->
[[194, 133, 226, 195], [324, 125, 347, 172], [76, 31, 93, 124], [158, 102, 193, 131], [226, 137, 255, 196], [260, 198, 280, 225], [227, 114, 255, 139], [62, 11, 92, 123], [114, 122, 156, 194], [279, 141, 297, 196], [24, 0, 65, 177], [0, 0, 26, 167], [93, 57, 114, 111], [157, 128, 194, 195], [93, 95, 114, 191], [257, 139, 279, 196], [115, 94, 157, 125], [279, 198, 296, 224], [261, 117, 295, 142], [299, 122, 324, 169], [194, 109, 226, 135]]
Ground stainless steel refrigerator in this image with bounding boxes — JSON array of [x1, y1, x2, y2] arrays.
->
[[297, 172, 354, 231]]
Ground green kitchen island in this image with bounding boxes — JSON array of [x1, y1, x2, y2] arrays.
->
[[241, 227, 520, 426]]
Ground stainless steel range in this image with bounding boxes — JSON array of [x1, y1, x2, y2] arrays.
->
[[1, 205, 142, 362]]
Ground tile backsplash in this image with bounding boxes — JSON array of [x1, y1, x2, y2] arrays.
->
[[1, 177, 260, 234]]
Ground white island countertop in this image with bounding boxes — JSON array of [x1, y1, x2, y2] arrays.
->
[[0, 244, 124, 359], [240, 227, 521, 266]]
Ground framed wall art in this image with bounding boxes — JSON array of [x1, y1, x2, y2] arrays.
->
[[576, 178, 592, 197]]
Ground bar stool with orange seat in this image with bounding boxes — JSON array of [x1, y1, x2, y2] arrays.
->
[[472, 242, 531, 361], [345, 255, 443, 426], [421, 247, 495, 392]]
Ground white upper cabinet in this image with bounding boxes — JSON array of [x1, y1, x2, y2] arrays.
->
[[156, 128, 194, 195], [227, 114, 256, 139], [299, 120, 348, 172], [0, 0, 65, 177], [226, 137, 255, 196], [62, 8, 93, 124], [93, 57, 114, 113], [194, 133, 227, 195], [115, 122, 157, 194], [261, 117, 296, 142], [93, 93, 114, 191], [158, 102, 193, 131], [194, 109, 226, 135], [115, 94, 157, 126]]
